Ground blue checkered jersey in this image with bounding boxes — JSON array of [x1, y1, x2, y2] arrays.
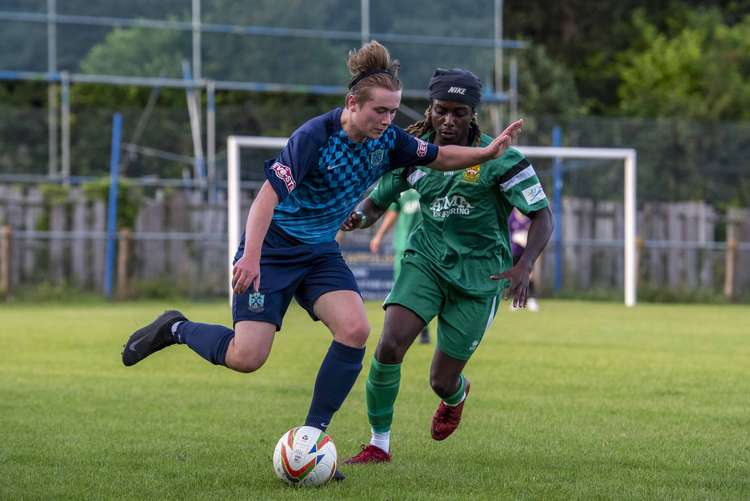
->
[[263, 108, 439, 244]]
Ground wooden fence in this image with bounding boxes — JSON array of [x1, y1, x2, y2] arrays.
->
[[0, 185, 748, 299], [537, 197, 750, 296], [0, 185, 253, 298]]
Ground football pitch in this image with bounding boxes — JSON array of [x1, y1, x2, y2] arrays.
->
[[1, 300, 748, 500]]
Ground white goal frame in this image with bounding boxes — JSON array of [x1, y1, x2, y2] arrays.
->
[[227, 136, 637, 307]]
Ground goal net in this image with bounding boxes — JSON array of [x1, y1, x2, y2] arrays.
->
[[227, 136, 637, 306]]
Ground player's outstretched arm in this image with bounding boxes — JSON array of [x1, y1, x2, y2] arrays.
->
[[233, 181, 279, 294], [340, 197, 387, 232], [428, 119, 523, 172], [491, 206, 553, 308]]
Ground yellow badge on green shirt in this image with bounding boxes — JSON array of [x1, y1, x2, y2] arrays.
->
[[462, 165, 481, 183]]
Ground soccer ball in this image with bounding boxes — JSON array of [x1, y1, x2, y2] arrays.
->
[[272, 426, 337, 487]]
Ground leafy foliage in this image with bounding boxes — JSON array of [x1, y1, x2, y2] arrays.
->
[[617, 9, 750, 120], [1, 0, 749, 205], [83, 177, 143, 229]]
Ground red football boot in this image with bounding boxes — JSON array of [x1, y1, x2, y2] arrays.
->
[[431, 381, 471, 441], [345, 444, 392, 464]]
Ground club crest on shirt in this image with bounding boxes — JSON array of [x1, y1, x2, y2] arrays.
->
[[370, 149, 385, 167], [462, 165, 481, 183], [248, 292, 265, 313]]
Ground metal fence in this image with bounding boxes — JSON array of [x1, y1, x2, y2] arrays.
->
[[0, 0, 519, 89], [0, 0, 523, 186]]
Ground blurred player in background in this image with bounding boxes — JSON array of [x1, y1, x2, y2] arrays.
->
[[368, 188, 431, 344], [343, 69, 553, 464], [509, 208, 540, 311], [121, 42, 524, 478]]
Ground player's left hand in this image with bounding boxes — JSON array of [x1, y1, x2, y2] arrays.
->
[[232, 254, 260, 294], [490, 262, 530, 309], [340, 211, 364, 231], [485, 119, 523, 159]]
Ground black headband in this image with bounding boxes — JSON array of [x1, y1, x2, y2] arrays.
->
[[428, 68, 482, 108], [348, 68, 394, 89]]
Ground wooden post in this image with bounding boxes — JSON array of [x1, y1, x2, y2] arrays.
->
[[0, 225, 11, 299], [724, 238, 737, 300], [117, 229, 131, 300], [636, 236, 644, 288], [49, 203, 66, 284], [93, 200, 106, 292], [71, 189, 88, 287]]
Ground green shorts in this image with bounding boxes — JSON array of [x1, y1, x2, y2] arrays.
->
[[384, 251, 500, 361]]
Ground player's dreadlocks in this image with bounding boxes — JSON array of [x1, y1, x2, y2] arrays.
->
[[404, 104, 482, 146]]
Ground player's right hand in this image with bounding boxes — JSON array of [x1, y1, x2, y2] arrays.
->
[[232, 254, 260, 294], [340, 211, 363, 232], [369, 236, 381, 254]]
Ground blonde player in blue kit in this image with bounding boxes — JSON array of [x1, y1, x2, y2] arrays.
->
[[121, 43, 524, 480]]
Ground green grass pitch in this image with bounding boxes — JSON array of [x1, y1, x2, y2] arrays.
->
[[1, 300, 748, 500]]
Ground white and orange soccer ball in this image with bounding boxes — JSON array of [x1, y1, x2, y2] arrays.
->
[[272, 426, 337, 487]]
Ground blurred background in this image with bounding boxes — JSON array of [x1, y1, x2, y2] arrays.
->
[[0, 0, 748, 303]]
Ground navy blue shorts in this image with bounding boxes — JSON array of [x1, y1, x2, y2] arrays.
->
[[232, 222, 360, 330]]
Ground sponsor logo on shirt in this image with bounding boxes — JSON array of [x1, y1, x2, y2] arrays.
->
[[270, 161, 295, 192], [522, 183, 547, 205], [430, 195, 473, 218], [448, 86, 467, 95], [370, 149, 385, 167], [462, 165, 481, 183], [416, 138, 428, 158]]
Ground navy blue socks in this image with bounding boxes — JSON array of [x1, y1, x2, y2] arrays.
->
[[305, 341, 366, 431], [173, 324, 363, 431], [174, 321, 235, 366]]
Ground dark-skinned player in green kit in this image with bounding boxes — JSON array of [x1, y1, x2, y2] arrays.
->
[[342, 69, 553, 463]]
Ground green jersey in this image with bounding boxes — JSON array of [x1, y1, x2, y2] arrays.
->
[[369, 135, 549, 297], [388, 189, 421, 253]]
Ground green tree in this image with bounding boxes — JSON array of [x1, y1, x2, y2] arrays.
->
[[516, 44, 583, 118], [80, 27, 188, 78], [617, 9, 750, 120]]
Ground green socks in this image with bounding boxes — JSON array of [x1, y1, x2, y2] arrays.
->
[[365, 357, 402, 433], [443, 374, 466, 406]]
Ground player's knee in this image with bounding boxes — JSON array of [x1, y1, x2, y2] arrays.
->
[[226, 344, 270, 373], [335, 318, 370, 347], [231, 354, 267, 373], [375, 335, 405, 363]]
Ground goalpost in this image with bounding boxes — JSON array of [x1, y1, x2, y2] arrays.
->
[[227, 136, 637, 307]]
